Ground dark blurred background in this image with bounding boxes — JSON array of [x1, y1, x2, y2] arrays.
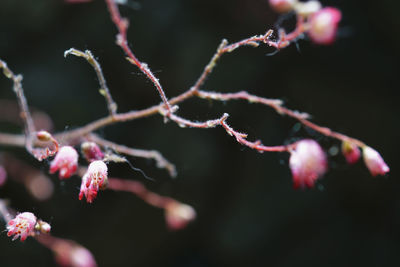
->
[[0, 0, 399, 266]]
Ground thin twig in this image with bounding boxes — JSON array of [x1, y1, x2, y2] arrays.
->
[[107, 178, 174, 208], [191, 30, 274, 92], [107, 178, 196, 230], [1, 25, 365, 154], [104, 0, 172, 113], [64, 48, 118, 116], [0, 60, 59, 161], [196, 90, 366, 147], [88, 134, 177, 177], [0, 59, 35, 135], [168, 112, 293, 153], [53, 24, 316, 140], [190, 16, 308, 93], [0, 133, 25, 147]]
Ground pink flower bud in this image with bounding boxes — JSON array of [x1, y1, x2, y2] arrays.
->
[[269, 0, 296, 13], [81, 142, 104, 162], [50, 146, 79, 179], [308, 7, 342, 45], [7, 212, 37, 241], [165, 202, 196, 231], [36, 130, 52, 142], [362, 146, 389, 176], [79, 161, 108, 203], [35, 219, 52, 234], [0, 165, 7, 186], [289, 139, 327, 189], [342, 141, 360, 164]]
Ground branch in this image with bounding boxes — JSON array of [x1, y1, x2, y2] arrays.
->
[[0, 61, 59, 161], [107, 178, 173, 208], [0, 99, 54, 131], [0, 132, 25, 147], [191, 30, 273, 91], [64, 48, 117, 116], [0, 59, 35, 135], [35, 235, 98, 267], [53, 24, 317, 141], [88, 134, 177, 177], [104, 0, 172, 113], [1, 25, 365, 158], [196, 90, 366, 147], [190, 16, 306, 93], [107, 178, 196, 230], [167, 112, 293, 152]]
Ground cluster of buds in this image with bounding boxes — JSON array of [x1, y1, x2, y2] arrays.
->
[[49, 143, 108, 202], [269, 0, 342, 45], [50, 146, 79, 179], [79, 160, 108, 203], [340, 141, 389, 176], [289, 139, 389, 189], [7, 212, 51, 242]]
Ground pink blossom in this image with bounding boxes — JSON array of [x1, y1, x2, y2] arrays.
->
[[7, 212, 37, 241], [308, 7, 342, 45], [289, 139, 327, 189], [81, 142, 104, 162], [79, 161, 108, 203], [362, 146, 389, 176], [269, 0, 296, 13], [342, 141, 360, 164], [165, 202, 196, 230], [50, 146, 79, 179]]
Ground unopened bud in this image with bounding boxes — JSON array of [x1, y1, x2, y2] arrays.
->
[[165, 202, 196, 230], [37, 131, 52, 142], [81, 142, 104, 162], [342, 141, 360, 164], [308, 7, 342, 45], [362, 146, 389, 176], [35, 219, 51, 234]]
